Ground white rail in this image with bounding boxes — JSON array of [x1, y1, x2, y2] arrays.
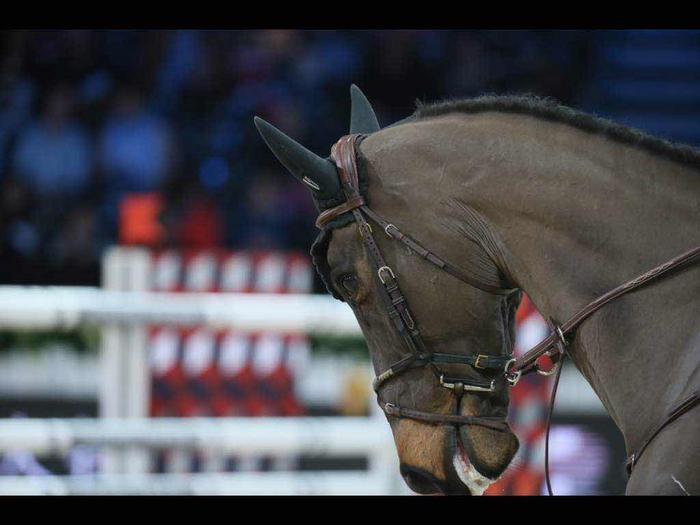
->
[[0, 417, 404, 495], [0, 286, 361, 335], [0, 472, 396, 495], [0, 417, 393, 455], [0, 248, 405, 494]]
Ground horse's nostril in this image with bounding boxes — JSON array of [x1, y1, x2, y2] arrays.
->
[[400, 465, 445, 495]]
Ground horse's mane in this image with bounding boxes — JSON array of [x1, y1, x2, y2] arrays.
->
[[413, 94, 700, 171]]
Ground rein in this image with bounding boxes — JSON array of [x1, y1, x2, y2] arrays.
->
[[318, 133, 700, 494]]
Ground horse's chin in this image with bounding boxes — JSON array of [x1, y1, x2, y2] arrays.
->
[[399, 425, 517, 495], [453, 424, 519, 494], [452, 438, 497, 495]]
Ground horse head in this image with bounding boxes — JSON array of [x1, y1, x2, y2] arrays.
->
[[254, 85, 520, 495]]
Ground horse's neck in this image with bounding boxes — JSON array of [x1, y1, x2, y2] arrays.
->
[[448, 114, 700, 447]]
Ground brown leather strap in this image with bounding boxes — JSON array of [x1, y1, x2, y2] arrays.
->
[[542, 316, 567, 496], [625, 391, 700, 477], [316, 195, 365, 228], [361, 206, 517, 296], [383, 403, 510, 432], [508, 244, 700, 381]]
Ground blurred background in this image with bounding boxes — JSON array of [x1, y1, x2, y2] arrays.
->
[[0, 29, 698, 495]]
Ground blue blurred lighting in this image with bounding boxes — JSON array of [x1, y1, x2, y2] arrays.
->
[[198, 157, 231, 191]]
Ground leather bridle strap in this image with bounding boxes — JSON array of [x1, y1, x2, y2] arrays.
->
[[506, 243, 700, 382], [359, 206, 516, 296], [384, 403, 510, 431], [517, 246, 700, 492], [625, 390, 700, 476], [372, 352, 511, 391], [316, 195, 365, 228]]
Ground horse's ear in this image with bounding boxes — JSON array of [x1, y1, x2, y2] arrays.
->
[[350, 84, 380, 134], [254, 116, 340, 199]]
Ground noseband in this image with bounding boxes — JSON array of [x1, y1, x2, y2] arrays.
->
[[318, 133, 700, 492]]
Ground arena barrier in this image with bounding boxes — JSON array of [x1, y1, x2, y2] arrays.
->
[[0, 417, 401, 495], [0, 285, 360, 333], [0, 472, 397, 496], [0, 247, 414, 494], [0, 247, 605, 495]]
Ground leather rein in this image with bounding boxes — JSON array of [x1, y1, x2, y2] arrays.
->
[[317, 133, 700, 493]]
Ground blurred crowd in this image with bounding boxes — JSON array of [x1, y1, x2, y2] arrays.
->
[[0, 30, 594, 286]]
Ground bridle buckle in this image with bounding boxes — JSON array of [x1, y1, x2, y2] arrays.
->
[[377, 266, 396, 284], [358, 222, 372, 238], [474, 354, 488, 369]]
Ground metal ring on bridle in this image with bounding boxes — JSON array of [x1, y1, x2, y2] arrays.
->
[[377, 266, 395, 284], [384, 223, 396, 238], [536, 360, 558, 376], [555, 325, 567, 346], [504, 358, 522, 387]]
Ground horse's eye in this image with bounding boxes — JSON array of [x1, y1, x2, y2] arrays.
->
[[339, 274, 359, 294]]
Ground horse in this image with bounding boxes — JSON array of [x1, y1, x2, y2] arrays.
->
[[254, 85, 700, 495]]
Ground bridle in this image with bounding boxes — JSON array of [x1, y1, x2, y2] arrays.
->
[[317, 134, 516, 433], [316, 133, 700, 494]]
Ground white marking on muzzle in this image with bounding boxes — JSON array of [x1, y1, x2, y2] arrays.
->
[[453, 451, 495, 496]]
